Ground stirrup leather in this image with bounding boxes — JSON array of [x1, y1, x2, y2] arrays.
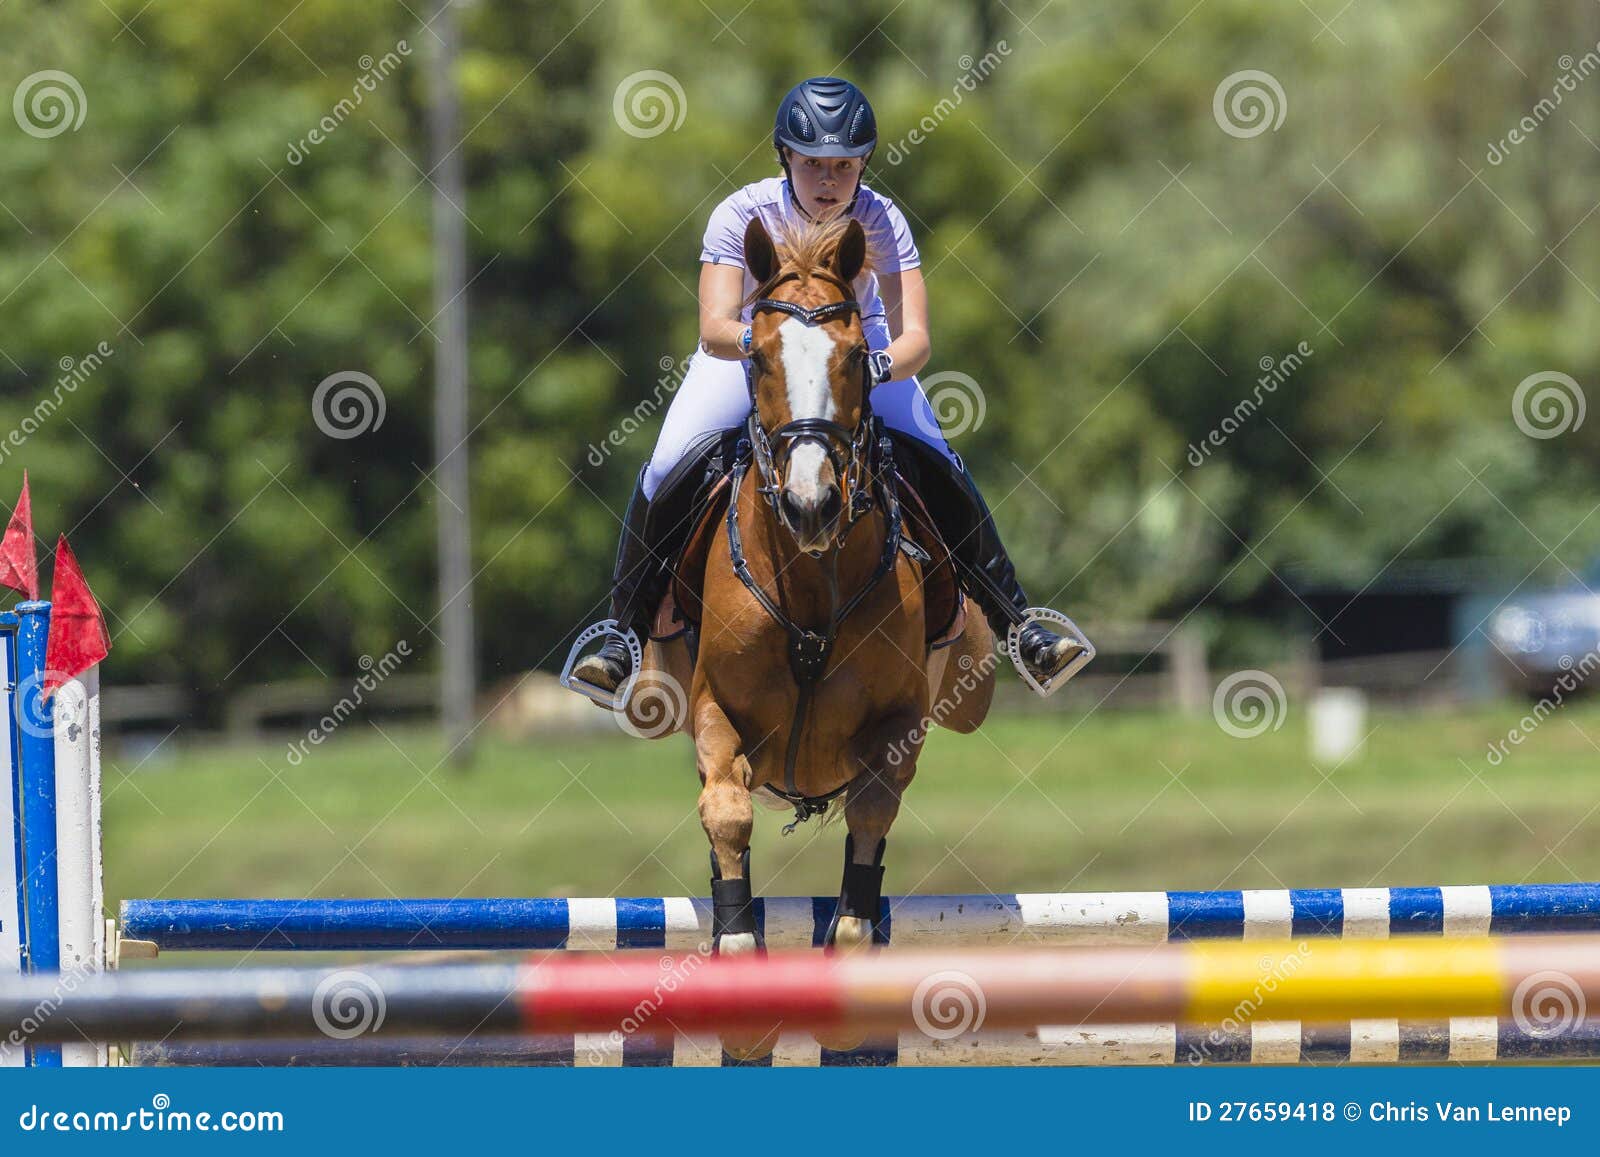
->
[[559, 618, 644, 711], [1005, 608, 1096, 698]]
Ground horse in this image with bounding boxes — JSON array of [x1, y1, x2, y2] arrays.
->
[[618, 214, 995, 1058]]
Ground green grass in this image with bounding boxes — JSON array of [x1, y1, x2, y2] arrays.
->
[[104, 702, 1600, 913]]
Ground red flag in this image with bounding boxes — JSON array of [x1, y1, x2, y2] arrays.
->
[[0, 471, 37, 601], [44, 535, 110, 695]]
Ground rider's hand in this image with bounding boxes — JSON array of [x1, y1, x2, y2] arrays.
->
[[867, 349, 895, 387]]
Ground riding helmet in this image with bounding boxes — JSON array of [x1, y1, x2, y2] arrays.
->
[[772, 76, 877, 159]]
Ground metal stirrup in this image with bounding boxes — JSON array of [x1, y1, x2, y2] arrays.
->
[[560, 619, 644, 711], [1005, 608, 1096, 698]]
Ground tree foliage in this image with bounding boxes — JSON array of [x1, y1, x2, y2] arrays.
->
[[2, 0, 1596, 700]]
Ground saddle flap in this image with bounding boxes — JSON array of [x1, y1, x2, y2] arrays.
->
[[669, 473, 734, 626], [895, 470, 961, 648]]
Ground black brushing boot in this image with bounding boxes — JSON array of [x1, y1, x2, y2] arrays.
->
[[709, 848, 763, 954], [824, 834, 886, 949]]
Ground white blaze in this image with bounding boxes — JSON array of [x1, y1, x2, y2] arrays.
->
[[777, 316, 839, 503]]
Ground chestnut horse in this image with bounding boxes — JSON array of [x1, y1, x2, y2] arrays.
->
[[623, 215, 995, 1058]]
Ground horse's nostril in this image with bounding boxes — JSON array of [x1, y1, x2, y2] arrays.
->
[[818, 486, 842, 525], [780, 489, 807, 524]]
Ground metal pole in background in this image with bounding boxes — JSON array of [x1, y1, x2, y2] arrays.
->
[[428, 0, 476, 766]]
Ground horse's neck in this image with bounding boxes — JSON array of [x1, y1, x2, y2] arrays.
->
[[739, 475, 890, 625]]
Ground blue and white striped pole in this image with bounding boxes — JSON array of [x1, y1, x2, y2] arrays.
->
[[120, 883, 1600, 954], [12, 602, 59, 1067], [0, 611, 23, 1069]]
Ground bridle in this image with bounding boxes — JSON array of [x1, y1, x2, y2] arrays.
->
[[741, 268, 877, 549], [726, 266, 913, 829]]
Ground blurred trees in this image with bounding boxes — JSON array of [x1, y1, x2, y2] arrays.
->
[[2, 0, 1598, 703]]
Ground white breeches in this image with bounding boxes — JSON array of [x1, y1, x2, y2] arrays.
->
[[642, 347, 958, 499]]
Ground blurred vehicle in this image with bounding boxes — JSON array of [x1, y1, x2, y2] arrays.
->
[[1488, 573, 1600, 695]]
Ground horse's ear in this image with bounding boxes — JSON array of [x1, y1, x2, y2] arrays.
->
[[744, 217, 777, 285], [833, 219, 866, 283]]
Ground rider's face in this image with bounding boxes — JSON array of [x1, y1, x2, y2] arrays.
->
[[784, 148, 863, 217]]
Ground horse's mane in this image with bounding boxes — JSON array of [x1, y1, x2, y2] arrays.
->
[[745, 216, 881, 307]]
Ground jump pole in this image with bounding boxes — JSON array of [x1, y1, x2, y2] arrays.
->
[[119, 883, 1600, 954], [5, 936, 1600, 1044], [129, 1018, 1600, 1067]]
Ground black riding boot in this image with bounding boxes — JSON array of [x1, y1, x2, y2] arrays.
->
[[569, 469, 660, 694], [888, 433, 1089, 687], [570, 429, 737, 696]]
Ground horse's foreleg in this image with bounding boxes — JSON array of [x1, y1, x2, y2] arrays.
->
[[829, 709, 921, 951], [814, 711, 920, 1053], [694, 698, 773, 1062]]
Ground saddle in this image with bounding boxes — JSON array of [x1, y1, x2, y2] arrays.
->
[[656, 467, 964, 652]]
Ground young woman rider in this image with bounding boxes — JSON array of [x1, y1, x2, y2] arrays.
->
[[570, 76, 1088, 700]]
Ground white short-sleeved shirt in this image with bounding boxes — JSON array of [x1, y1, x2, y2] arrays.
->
[[698, 176, 919, 351]]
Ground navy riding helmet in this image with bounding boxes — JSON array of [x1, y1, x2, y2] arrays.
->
[[773, 77, 877, 216]]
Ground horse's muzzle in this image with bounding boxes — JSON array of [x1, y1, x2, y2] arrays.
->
[[779, 484, 844, 553]]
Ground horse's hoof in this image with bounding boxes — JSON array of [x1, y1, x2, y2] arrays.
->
[[711, 931, 777, 1059], [827, 915, 874, 955], [813, 1025, 868, 1053], [714, 931, 759, 957], [813, 916, 875, 1052], [720, 1030, 778, 1063]]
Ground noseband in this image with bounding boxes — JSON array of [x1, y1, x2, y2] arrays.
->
[[743, 271, 875, 543]]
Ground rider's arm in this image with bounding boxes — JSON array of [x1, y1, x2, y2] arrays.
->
[[698, 262, 751, 361], [874, 266, 931, 381]]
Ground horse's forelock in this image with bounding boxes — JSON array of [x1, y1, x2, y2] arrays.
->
[[745, 218, 878, 306]]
